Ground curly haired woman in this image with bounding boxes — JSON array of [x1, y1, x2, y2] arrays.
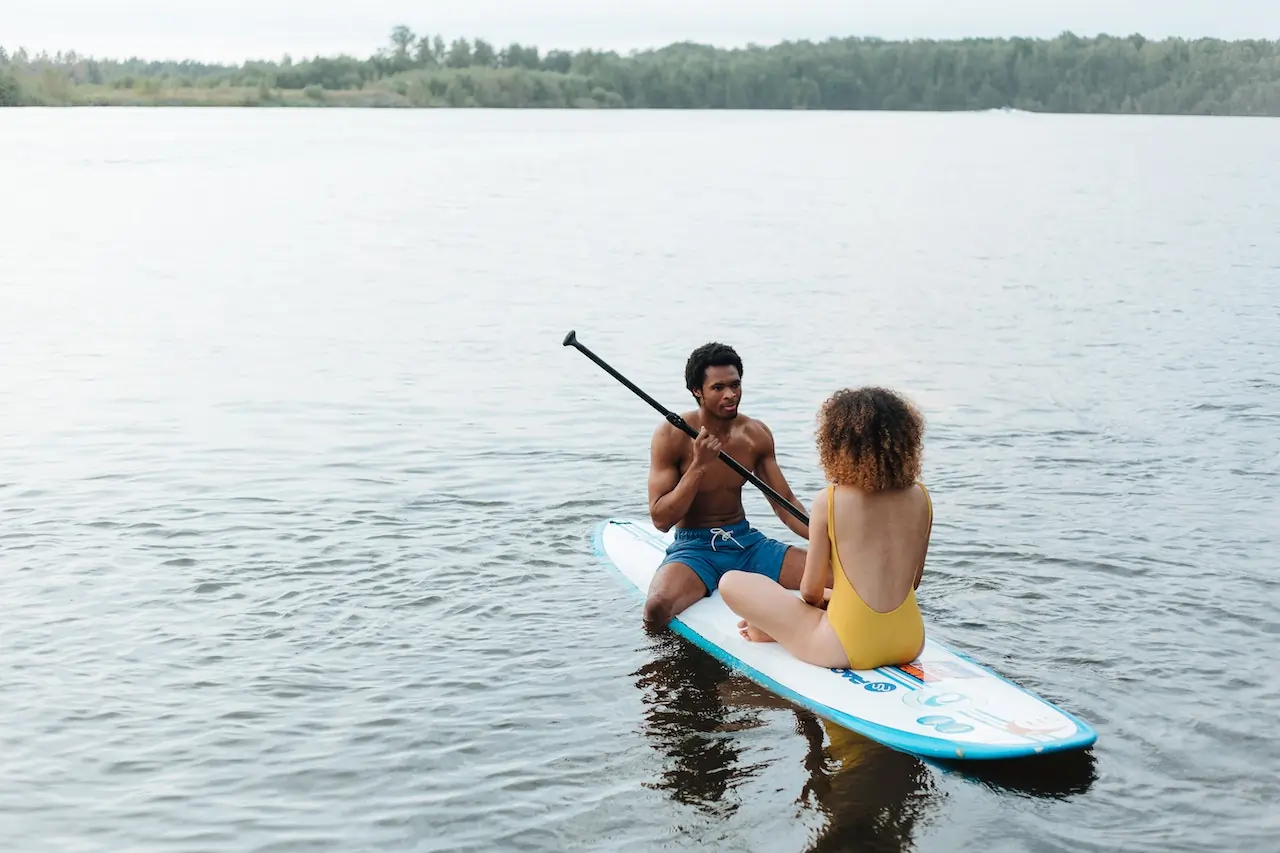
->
[[719, 386, 932, 670]]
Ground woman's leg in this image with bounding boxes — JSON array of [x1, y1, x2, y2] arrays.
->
[[719, 571, 850, 669]]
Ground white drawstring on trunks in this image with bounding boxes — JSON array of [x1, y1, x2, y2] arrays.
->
[[709, 528, 744, 551]]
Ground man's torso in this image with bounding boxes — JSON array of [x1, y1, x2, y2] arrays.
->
[[668, 410, 768, 529]]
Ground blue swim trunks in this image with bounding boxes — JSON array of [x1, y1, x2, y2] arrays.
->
[[660, 519, 792, 595]]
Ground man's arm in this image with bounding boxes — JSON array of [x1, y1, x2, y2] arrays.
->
[[648, 423, 713, 532], [753, 422, 810, 540]]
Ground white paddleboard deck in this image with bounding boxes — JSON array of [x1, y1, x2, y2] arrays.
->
[[594, 518, 1097, 760]]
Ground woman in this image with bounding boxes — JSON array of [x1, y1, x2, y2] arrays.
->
[[719, 386, 932, 670]]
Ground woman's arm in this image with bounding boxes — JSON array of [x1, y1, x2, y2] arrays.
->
[[914, 482, 933, 590], [800, 487, 832, 607]]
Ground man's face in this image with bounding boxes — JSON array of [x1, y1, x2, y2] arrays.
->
[[697, 366, 742, 419]]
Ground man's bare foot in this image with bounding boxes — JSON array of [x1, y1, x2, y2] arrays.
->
[[737, 618, 775, 643]]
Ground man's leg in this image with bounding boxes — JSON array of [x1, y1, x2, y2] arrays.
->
[[775, 545, 808, 590], [644, 561, 709, 627], [734, 526, 808, 591]]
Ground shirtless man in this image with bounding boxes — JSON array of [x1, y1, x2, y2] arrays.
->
[[644, 342, 810, 626]]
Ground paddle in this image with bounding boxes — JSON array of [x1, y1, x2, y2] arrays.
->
[[562, 330, 810, 526]]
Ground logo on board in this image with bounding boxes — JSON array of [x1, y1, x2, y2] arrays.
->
[[832, 668, 897, 692]]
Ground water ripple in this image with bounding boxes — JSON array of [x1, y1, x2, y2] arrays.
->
[[1, 108, 1277, 853]]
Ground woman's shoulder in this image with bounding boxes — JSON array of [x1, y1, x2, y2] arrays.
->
[[915, 480, 934, 521], [810, 485, 830, 515]]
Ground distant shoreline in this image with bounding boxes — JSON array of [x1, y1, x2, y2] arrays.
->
[[4, 30, 1279, 116]]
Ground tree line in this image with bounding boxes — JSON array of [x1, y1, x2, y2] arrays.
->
[[2, 28, 1278, 114]]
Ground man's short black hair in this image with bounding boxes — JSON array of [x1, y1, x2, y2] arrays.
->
[[685, 342, 743, 397]]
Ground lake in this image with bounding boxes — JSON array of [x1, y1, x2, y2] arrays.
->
[[1, 106, 1277, 852]]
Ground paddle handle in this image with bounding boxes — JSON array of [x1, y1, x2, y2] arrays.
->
[[563, 330, 696, 438]]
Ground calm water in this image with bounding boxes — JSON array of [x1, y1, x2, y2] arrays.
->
[[1, 107, 1277, 852]]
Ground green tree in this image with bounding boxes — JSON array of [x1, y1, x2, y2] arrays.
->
[[0, 70, 22, 105], [503, 43, 540, 70], [472, 39, 496, 67], [414, 36, 437, 67], [390, 26, 415, 59], [542, 50, 572, 73], [446, 39, 472, 68]]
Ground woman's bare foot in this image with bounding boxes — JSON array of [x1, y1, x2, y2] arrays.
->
[[737, 618, 776, 643]]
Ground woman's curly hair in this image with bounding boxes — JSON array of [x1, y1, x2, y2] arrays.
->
[[815, 387, 925, 491]]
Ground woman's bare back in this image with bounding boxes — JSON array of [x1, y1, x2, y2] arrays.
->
[[829, 483, 932, 612]]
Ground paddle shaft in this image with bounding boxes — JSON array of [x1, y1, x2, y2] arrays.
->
[[562, 330, 810, 527]]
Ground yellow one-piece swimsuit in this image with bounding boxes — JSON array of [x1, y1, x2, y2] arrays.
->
[[824, 484, 928, 670]]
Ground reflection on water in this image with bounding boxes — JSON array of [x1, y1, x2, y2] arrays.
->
[[634, 628, 1098, 851], [632, 630, 761, 817], [797, 715, 941, 853], [928, 748, 1098, 800], [633, 629, 941, 850]]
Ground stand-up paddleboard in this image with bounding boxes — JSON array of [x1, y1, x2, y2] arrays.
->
[[594, 518, 1098, 761]]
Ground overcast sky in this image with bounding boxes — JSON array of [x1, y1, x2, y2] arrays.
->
[[4, 0, 1278, 64]]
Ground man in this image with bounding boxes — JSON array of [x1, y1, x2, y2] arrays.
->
[[644, 342, 810, 626]]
